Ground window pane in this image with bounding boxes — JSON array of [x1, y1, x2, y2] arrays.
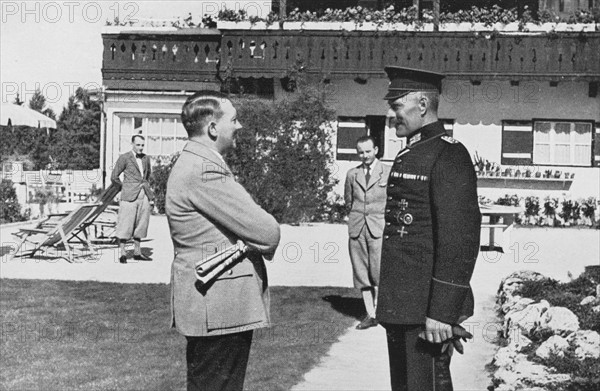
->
[[162, 136, 175, 155], [163, 118, 176, 136], [147, 135, 161, 155], [176, 120, 187, 137], [554, 144, 570, 164], [574, 145, 591, 165], [121, 117, 133, 134], [573, 123, 592, 143], [119, 136, 130, 153], [535, 144, 551, 164], [534, 122, 551, 142], [148, 118, 161, 135], [555, 122, 571, 133], [134, 117, 143, 132]]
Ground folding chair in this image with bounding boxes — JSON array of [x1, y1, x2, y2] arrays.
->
[[8, 203, 100, 263], [69, 183, 120, 245]]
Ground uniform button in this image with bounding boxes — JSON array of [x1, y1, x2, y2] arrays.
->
[[386, 209, 391, 213], [389, 184, 395, 188], [386, 222, 391, 226], [384, 235, 389, 239], [228, 270, 233, 275], [387, 196, 392, 200]]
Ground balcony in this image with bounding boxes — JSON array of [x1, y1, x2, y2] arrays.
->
[[102, 28, 600, 90]]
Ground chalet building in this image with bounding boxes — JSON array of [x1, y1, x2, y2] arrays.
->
[[100, 25, 599, 199]]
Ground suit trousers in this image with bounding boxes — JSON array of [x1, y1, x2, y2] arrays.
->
[[115, 190, 150, 239], [186, 330, 254, 391], [348, 224, 382, 289], [382, 323, 453, 391]]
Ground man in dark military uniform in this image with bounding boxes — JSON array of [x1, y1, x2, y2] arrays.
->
[[376, 66, 481, 391]]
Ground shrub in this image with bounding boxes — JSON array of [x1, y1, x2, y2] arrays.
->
[[0, 179, 27, 224], [150, 153, 180, 214], [228, 86, 338, 224]]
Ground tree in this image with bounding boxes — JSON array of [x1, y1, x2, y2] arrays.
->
[[50, 88, 101, 170], [28, 89, 56, 120], [0, 179, 27, 223]]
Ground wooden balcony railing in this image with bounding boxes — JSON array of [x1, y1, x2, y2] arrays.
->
[[102, 29, 600, 90]]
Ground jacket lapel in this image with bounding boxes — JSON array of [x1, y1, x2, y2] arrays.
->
[[128, 152, 143, 177], [354, 167, 367, 191], [366, 162, 384, 190]]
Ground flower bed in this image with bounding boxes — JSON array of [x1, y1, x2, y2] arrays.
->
[[478, 195, 598, 228], [105, 5, 599, 32], [490, 270, 600, 390]]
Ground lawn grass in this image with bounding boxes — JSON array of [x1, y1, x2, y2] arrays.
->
[[0, 279, 362, 391]]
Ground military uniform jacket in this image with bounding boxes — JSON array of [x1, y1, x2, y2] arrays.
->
[[166, 140, 280, 337], [376, 121, 481, 325], [345, 160, 392, 238], [111, 151, 154, 202]]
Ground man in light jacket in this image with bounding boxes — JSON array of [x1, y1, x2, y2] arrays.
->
[[166, 91, 280, 391], [345, 135, 391, 329]]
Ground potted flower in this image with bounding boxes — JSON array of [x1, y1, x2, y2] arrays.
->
[[543, 197, 558, 226]]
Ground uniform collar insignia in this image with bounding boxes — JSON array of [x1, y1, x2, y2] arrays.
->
[[408, 132, 421, 146]]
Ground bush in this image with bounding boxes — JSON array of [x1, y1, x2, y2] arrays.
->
[[150, 153, 180, 214], [148, 86, 342, 224], [228, 86, 338, 224], [0, 179, 27, 224]]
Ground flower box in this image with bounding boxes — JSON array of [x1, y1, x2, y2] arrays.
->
[[217, 21, 280, 30]]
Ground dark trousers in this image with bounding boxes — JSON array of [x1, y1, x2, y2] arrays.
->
[[186, 330, 253, 391], [383, 324, 453, 391]]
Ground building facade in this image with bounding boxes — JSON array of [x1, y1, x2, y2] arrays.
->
[[101, 25, 600, 199]]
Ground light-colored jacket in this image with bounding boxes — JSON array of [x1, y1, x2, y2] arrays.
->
[[111, 151, 154, 202], [344, 160, 391, 239], [166, 140, 280, 337]]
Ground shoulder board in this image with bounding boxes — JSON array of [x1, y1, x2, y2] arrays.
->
[[441, 135, 459, 144]]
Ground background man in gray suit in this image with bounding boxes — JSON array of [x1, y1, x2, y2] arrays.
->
[[111, 134, 154, 264], [166, 91, 280, 391], [344, 136, 391, 329]]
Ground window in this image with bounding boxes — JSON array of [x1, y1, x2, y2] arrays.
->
[[336, 117, 366, 161], [117, 114, 187, 157], [533, 121, 593, 166]]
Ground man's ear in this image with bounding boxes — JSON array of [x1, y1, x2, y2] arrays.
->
[[207, 121, 218, 139], [419, 96, 429, 116]]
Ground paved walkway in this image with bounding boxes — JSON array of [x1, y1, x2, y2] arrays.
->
[[1, 217, 597, 390]]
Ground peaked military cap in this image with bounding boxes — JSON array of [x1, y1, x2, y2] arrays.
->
[[383, 66, 445, 100]]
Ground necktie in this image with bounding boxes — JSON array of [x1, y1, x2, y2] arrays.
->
[[365, 165, 371, 185], [136, 153, 145, 159]]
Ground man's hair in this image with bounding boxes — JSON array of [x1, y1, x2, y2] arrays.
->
[[181, 90, 229, 137], [420, 91, 439, 113], [356, 135, 376, 148], [131, 134, 145, 143]]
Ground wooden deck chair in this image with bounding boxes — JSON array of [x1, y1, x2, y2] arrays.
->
[[8, 203, 100, 263], [68, 183, 120, 245]]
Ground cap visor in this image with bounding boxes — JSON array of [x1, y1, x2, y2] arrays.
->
[[383, 90, 412, 100]]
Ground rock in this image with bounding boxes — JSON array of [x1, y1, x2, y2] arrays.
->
[[504, 300, 550, 338], [497, 271, 545, 307], [507, 334, 533, 354], [567, 330, 600, 359], [539, 307, 580, 336], [579, 295, 597, 306], [493, 346, 518, 368], [535, 335, 569, 359], [493, 353, 571, 389], [502, 296, 535, 315]]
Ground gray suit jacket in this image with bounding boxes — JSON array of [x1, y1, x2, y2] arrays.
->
[[344, 160, 391, 239], [111, 151, 154, 201], [166, 140, 280, 336]]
